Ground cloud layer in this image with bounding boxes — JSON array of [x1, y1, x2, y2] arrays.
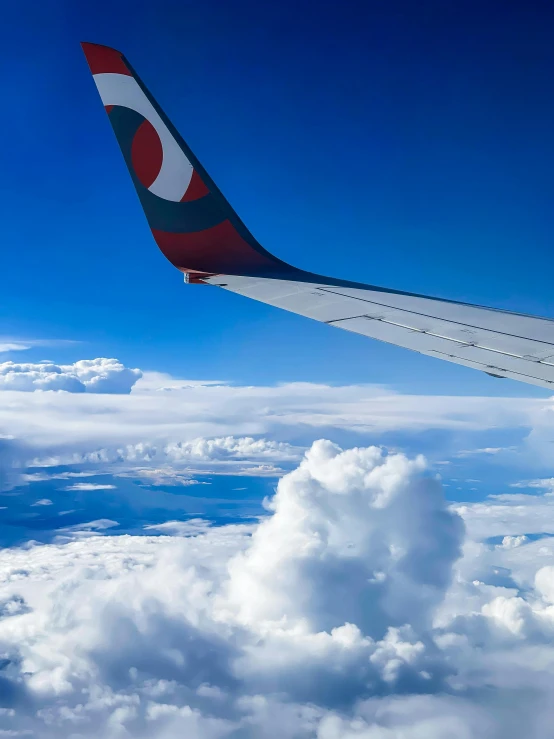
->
[[0, 363, 550, 485], [1, 358, 554, 734], [0, 359, 553, 512], [0, 441, 468, 738], [0, 439, 553, 736]]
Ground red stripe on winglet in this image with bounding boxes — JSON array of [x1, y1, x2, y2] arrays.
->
[[152, 221, 277, 275], [181, 169, 210, 202], [81, 42, 131, 76], [131, 119, 163, 189]]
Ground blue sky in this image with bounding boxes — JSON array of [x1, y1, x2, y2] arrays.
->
[[2, 0, 554, 393]]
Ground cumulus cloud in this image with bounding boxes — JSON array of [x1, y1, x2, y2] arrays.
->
[[498, 535, 528, 549], [24, 436, 299, 485], [73, 436, 298, 466], [30, 436, 300, 467], [0, 441, 469, 737], [0, 358, 141, 394], [164, 436, 296, 462], [225, 440, 463, 640], [0, 438, 553, 735]]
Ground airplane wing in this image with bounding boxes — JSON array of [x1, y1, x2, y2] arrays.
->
[[81, 42, 554, 391]]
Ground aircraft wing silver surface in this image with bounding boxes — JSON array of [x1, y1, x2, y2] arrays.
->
[[82, 42, 554, 390], [208, 275, 554, 390]]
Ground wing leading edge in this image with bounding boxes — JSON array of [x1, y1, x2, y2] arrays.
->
[[81, 42, 554, 391]]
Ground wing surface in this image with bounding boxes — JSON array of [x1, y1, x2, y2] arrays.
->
[[210, 274, 554, 390], [81, 42, 554, 390]]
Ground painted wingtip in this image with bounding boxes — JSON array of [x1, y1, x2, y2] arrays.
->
[[80, 41, 124, 55], [80, 42, 130, 76]]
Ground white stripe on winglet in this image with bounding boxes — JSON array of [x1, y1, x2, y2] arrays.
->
[[93, 72, 193, 202]]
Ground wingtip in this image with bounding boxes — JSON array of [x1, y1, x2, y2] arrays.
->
[[80, 42, 130, 76], [80, 41, 124, 55]]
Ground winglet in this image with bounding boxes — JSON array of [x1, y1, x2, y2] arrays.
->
[[81, 43, 295, 281]]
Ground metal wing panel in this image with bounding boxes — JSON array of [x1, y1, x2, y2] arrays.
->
[[336, 317, 554, 386], [212, 277, 367, 322], [320, 286, 554, 346], [211, 275, 554, 390], [421, 350, 553, 390]]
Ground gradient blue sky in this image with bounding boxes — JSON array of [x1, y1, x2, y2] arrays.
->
[[2, 0, 554, 394]]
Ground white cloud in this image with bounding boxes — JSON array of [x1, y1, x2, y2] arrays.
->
[[316, 695, 493, 738], [116, 467, 208, 487], [511, 477, 554, 490], [25, 435, 299, 483], [224, 440, 463, 639], [217, 463, 287, 477], [454, 493, 554, 540], [63, 483, 116, 491], [497, 535, 528, 549], [163, 436, 297, 462], [52, 519, 121, 542], [0, 338, 78, 354], [22, 470, 101, 483], [143, 519, 214, 536], [0, 342, 32, 353], [455, 446, 511, 457], [31, 498, 53, 506], [0, 358, 141, 394]]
